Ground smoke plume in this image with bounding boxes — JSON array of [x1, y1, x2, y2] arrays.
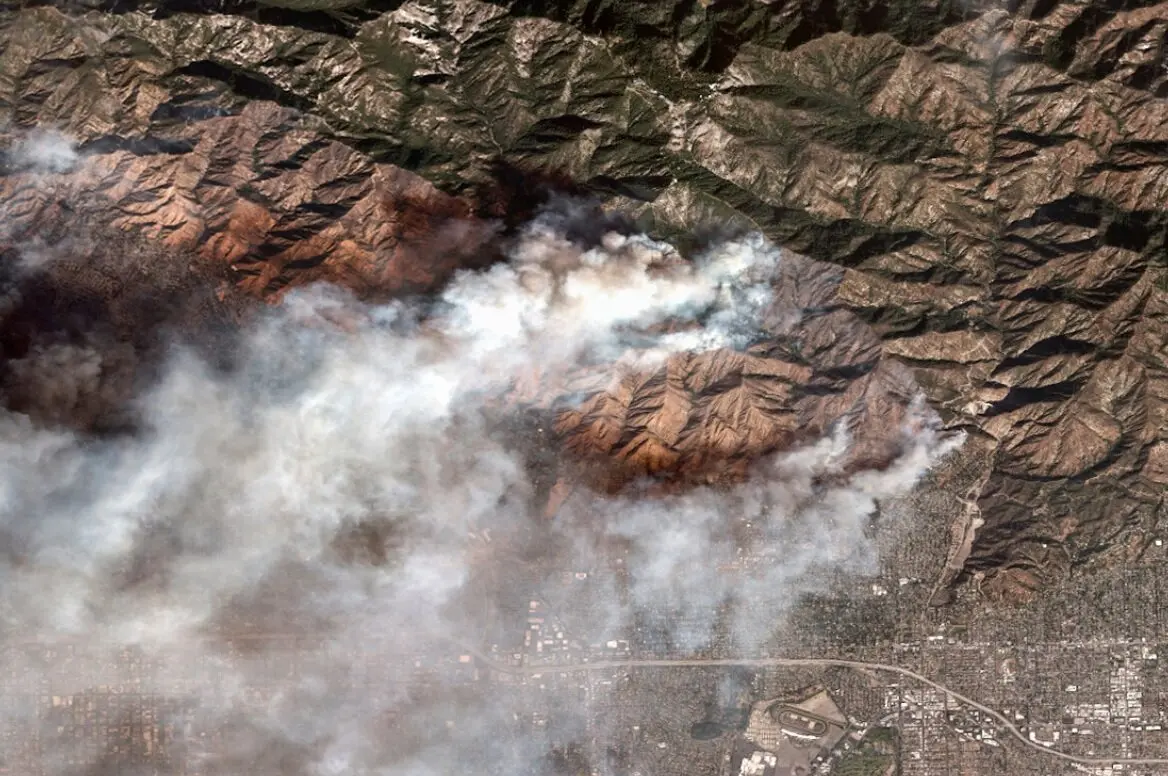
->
[[0, 191, 960, 775]]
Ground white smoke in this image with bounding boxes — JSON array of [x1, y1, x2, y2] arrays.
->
[[0, 211, 790, 640], [7, 128, 79, 174], [0, 128, 86, 273], [435, 215, 781, 378], [565, 400, 963, 651], [0, 204, 961, 775]]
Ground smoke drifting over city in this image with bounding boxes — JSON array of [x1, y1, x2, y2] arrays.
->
[[0, 135, 961, 775]]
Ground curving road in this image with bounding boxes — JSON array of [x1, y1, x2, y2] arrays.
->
[[454, 640, 1168, 768]]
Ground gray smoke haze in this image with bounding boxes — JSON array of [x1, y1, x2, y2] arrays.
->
[[0, 198, 961, 775], [4, 128, 79, 176], [1, 128, 84, 269]]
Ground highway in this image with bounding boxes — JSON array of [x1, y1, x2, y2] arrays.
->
[[453, 640, 1168, 768]]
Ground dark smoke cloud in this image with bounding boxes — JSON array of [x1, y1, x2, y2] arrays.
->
[[0, 127, 249, 432]]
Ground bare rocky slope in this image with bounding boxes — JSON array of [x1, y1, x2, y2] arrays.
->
[[1, 0, 1166, 601]]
